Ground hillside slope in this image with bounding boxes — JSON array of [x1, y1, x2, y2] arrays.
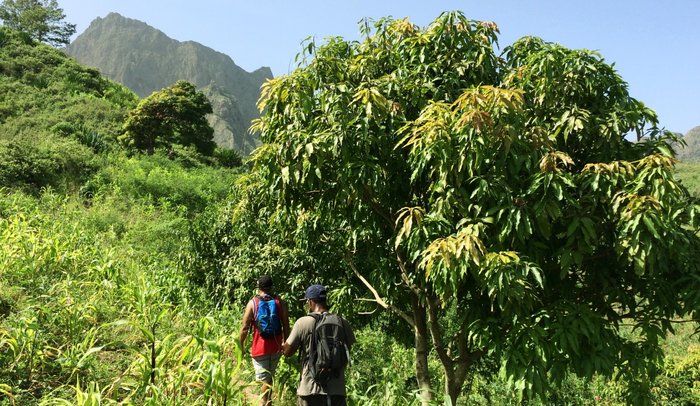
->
[[676, 126, 700, 162], [65, 13, 272, 153], [0, 26, 139, 191]]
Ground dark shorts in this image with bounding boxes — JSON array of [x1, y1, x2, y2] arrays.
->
[[297, 395, 346, 406]]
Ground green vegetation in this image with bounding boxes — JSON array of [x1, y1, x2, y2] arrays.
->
[[252, 12, 700, 405], [0, 0, 75, 47], [1, 12, 700, 406]]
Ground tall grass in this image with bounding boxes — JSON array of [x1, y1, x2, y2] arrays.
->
[[0, 190, 253, 405]]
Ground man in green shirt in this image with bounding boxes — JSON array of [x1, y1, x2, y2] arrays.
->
[[282, 284, 355, 406]]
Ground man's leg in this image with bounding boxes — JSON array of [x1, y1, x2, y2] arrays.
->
[[253, 353, 282, 406], [297, 395, 346, 406], [297, 395, 325, 406]]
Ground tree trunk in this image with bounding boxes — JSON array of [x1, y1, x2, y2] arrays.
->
[[442, 346, 480, 405], [445, 375, 459, 406], [425, 297, 482, 406], [412, 294, 434, 405]]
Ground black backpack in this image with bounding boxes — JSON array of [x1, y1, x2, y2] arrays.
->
[[308, 312, 349, 385]]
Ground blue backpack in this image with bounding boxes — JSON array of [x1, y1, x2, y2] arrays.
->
[[253, 295, 282, 339]]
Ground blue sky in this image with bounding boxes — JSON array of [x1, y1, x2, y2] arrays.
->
[[59, 0, 698, 134]]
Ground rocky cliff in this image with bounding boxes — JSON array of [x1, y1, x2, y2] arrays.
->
[[65, 12, 271, 153]]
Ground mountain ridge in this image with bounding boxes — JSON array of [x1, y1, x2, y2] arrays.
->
[[676, 125, 700, 162], [65, 12, 270, 153]]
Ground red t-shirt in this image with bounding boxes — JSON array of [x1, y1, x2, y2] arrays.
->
[[250, 295, 284, 357]]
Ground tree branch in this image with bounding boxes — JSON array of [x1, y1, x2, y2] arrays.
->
[[344, 252, 415, 328], [359, 184, 395, 230], [426, 295, 452, 371], [455, 328, 484, 388], [454, 328, 471, 387], [396, 250, 425, 297]]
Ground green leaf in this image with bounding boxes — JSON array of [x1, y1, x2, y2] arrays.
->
[[642, 215, 661, 239], [566, 217, 580, 237], [656, 142, 673, 158]]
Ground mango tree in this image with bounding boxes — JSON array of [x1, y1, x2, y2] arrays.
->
[[252, 12, 700, 405]]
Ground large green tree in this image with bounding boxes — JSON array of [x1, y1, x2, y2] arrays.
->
[[121, 80, 216, 156], [252, 12, 700, 405], [0, 0, 75, 47]]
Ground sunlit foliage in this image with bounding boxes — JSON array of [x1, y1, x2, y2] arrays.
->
[[253, 11, 700, 404]]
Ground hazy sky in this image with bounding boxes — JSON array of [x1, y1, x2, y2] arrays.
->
[[58, 0, 698, 134]]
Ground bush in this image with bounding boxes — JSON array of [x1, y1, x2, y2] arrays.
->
[[51, 121, 111, 153], [676, 162, 700, 197], [0, 135, 97, 192], [214, 146, 243, 168], [345, 326, 425, 405], [84, 153, 237, 211]]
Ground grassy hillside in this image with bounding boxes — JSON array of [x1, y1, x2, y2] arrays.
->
[[676, 161, 700, 197], [0, 27, 253, 405], [0, 26, 137, 193], [0, 25, 699, 406]]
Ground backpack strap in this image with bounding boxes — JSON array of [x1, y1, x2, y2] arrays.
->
[[253, 295, 274, 323], [252, 297, 259, 324], [304, 313, 322, 364]]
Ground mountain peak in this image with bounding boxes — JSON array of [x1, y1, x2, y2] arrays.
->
[[65, 14, 271, 153]]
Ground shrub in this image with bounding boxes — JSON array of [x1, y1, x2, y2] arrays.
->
[[84, 154, 236, 211], [51, 121, 110, 153], [0, 135, 97, 192], [214, 147, 243, 168]]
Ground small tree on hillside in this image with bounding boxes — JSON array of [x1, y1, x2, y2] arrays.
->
[[121, 80, 216, 156], [252, 12, 700, 405], [0, 0, 75, 47]]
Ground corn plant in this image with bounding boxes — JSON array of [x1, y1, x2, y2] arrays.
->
[[39, 380, 114, 406], [2, 314, 44, 390], [125, 276, 173, 391], [193, 316, 247, 405]]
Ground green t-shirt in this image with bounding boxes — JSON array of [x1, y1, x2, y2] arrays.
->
[[285, 313, 356, 396]]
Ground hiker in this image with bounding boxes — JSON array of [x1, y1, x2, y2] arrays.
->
[[239, 275, 290, 406], [282, 284, 355, 406]]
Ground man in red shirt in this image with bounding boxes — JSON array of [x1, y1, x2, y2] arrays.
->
[[239, 275, 290, 406]]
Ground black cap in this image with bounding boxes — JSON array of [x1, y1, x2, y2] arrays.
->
[[303, 284, 327, 300], [257, 275, 273, 289]]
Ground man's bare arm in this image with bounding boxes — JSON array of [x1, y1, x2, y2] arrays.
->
[[280, 299, 291, 340], [282, 340, 296, 357], [238, 301, 254, 351]]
